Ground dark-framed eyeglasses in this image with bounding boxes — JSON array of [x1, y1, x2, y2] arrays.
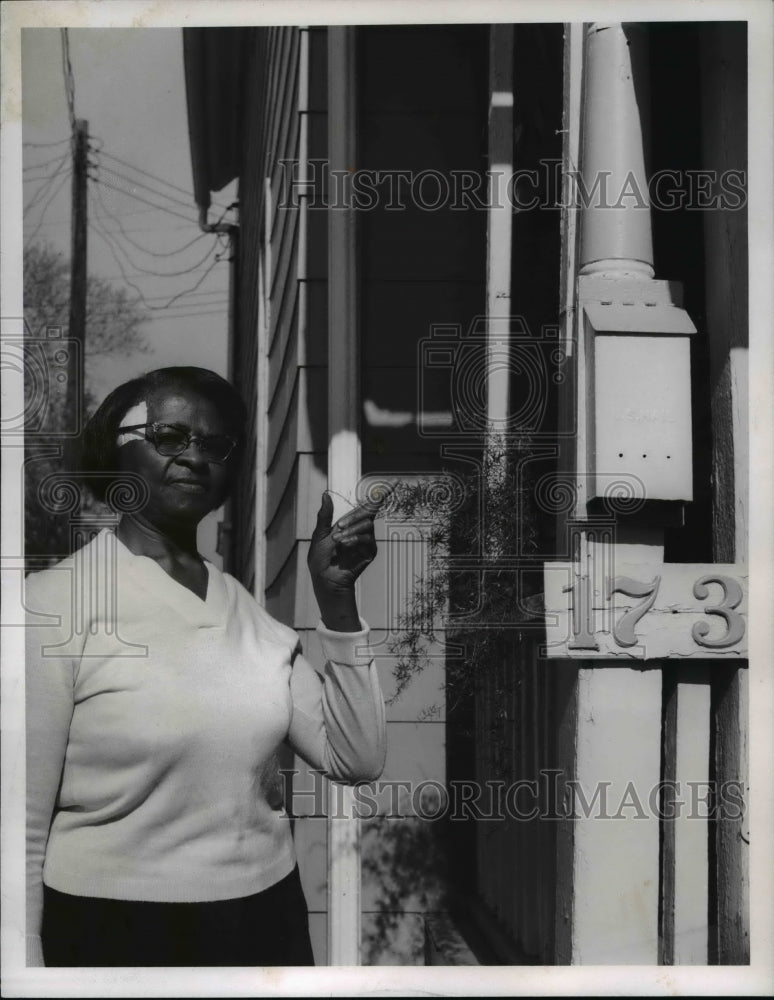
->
[[117, 422, 238, 464]]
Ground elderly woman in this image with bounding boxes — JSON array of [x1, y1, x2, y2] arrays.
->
[[26, 366, 386, 967]]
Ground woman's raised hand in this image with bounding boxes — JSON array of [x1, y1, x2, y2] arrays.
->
[[307, 492, 385, 631]]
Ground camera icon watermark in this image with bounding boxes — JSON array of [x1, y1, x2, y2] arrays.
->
[[417, 315, 573, 440], [1, 317, 82, 438]]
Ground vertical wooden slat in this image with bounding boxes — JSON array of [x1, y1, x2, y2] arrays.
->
[[518, 648, 534, 956], [509, 635, 520, 944], [516, 636, 533, 949], [539, 651, 557, 963], [571, 662, 662, 963], [551, 25, 584, 962], [712, 667, 749, 963], [476, 668, 490, 911], [673, 672, 711, 963], [529, 651, 542, 957], [661, 665, 712, 964], [699, 23, 749, 965]]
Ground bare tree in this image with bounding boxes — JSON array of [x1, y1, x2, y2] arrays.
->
[[24, 241, 150, 566]]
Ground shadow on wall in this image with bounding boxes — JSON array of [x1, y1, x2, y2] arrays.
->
[[362, 811, 450, 965]]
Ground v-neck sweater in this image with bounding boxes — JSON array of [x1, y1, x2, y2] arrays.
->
[[25, 528, 386, 966]]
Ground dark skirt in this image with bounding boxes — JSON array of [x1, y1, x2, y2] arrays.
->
[[41, 866, 315, 967]]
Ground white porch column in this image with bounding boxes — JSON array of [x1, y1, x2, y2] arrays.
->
[[326, 25, 362, 966], [486, 23, 514, 430]]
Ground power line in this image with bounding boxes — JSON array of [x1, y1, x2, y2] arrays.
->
[[88, 214, 227, 311], [134, 299, 229, 312], [90, 187, 221, 277], [23, 151, 73, 173], [90, 176, 198, 225], [23, 136, 70, 149], [94, 161, 201, 215], [24, 169, 72, 245], [144, 289, 229, 302], [24, 149, 70, 212], [144, 310, 229, 321], [93, 265, 221, 281], [97, 147, 230, 214], [90, 176, 209, 258], [97, 148, 199, 201], [26, 211, 204, 231]]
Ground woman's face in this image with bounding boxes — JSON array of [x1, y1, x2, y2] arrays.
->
[[116, 387, 234, 528]]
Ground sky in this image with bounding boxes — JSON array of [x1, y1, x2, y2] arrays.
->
[[22, 27, 235, 401], [22, 26, 237, 561]]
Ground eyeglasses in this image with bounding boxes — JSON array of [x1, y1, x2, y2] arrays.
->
[[117, 422, 238, 464]]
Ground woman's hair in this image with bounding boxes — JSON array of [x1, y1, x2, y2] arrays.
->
[[80, 367, 248, 503]]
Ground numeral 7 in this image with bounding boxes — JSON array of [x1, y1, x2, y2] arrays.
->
[[606, 575, 661, 648]]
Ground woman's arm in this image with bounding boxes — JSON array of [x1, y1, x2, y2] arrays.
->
[[286, 624, 386, 784], [285, 493, 387, 783], [25, 576, 77, 967]]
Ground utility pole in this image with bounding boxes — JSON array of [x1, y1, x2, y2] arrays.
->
[[66, 118, 88, 465]]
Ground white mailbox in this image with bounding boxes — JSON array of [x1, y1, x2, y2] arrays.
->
[[581, 276, 697, 504]]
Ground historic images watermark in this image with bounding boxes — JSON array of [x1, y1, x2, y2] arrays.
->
[[280, 768, 747, 823], [278, 158, 747, 213]]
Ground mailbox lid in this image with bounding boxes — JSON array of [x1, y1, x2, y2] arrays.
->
[[584, 299, 697, 336], [592, 334, 693, 502]]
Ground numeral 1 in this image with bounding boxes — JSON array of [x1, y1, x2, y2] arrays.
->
[[564, 573, 599, 651]]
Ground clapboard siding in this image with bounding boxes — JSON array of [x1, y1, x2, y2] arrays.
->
[[237, 26, 325, 643], [301, 280, 328, 366], [266, 366, 326, 473], [267, 249, 300, 405], [265, 451, 327, 535], [226, 24, 328, 622], [265, 403, 300, 530], [307, 27, 327, 113], [266, 360, 301, 478], [268, 109, 301, 253], [266, 31, 299, 181], [269, 194, 300, 318], [264, 486, 299, 587], [264, 543, 315, 629], [267, 283, 300, 413], [265, 450, 323, 530], [269, 104, 300, 224], [230, 27, 269, 587], [263, 30, 294, 165]]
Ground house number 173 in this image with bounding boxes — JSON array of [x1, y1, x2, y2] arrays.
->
[[566, 573, 745, 651]]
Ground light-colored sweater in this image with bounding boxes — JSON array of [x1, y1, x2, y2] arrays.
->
[[25, 528, 386, 966]]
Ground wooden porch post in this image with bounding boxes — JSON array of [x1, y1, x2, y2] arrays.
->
[[549, 21, 749, 965], [555, 22, 665, 963]]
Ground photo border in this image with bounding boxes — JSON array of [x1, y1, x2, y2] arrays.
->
[[2, 1, 772, 995]]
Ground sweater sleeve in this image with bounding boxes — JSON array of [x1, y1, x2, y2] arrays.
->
[[25, 575, 77, 968], [286, 620, 386, 784]]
